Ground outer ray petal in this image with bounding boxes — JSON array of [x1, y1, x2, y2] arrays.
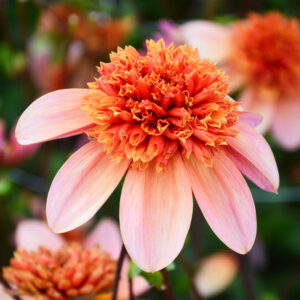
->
[[15, 220, 65, 251], [184, 152, 256, 254], [226, 121, 279, 193], [84, 218, 151, 299], [239, 87, 276, 133], [179, 21, 232, 62], [272, 96, 300, 150], [84, 218, 122, 260], [120, 153, 193, 272], [16, 89, 93, 145], [0, 284, 15, 300], [47, 141, 130, 233], [238, 111, 262, 128], [117, 259, 150, 300]]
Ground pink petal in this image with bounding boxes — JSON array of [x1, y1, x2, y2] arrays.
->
[[184, 152, 256, 254], [0, 119, 5, 148], [0, 284, 14, 300], [179, 21, 232, 62], [84, 217, 122, 260], [272, 96, 300, 150], [225, 121, 279, 193], [120, 153, 193, 272], [16, 89, 93, 145], [117, 258, 150, 300], [46, 141, 130, 233], [15, 219, 65, 251], [84, 218, 151, 298], [239, 111, 262, 128], [239, 88, 276, 134]]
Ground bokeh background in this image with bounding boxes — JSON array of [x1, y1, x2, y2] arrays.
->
[[1, 0, 300, 299]]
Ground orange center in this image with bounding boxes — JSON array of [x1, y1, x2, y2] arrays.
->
[[3, 243, 116, 300], [231, 12, 300, 97], [82, 40, 240, 172]]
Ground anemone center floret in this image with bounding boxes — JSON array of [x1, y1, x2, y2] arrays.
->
[[82, 40, 240, 172]]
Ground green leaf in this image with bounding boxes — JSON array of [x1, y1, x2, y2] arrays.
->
[[0, 176, 13, 196], [129, 260, 174, 289], [214, 14, 238, 24], [128, 260, 142, 279], [140, 271, 164, 290], [166, 262, 176, 271]]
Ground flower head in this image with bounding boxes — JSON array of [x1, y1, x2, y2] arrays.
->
[[83, 40, 240, 171], [2, 219, 149, 300], [231, 12, 300, 97], [3, 243, 116, 300], [16, 40, 278, 272], [28, 3, 135, 93], [177, 12, 300, 149]]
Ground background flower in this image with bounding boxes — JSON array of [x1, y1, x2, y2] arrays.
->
[[177, 12, 300, 150], [2, 218, 149, 300]]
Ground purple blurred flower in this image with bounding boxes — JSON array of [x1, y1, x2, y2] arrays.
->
[[0, 120, 40, 167]]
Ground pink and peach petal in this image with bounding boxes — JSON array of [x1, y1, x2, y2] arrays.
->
[[117, 258, 150, 300], [46, 141, 130, 233], [15, 219, 65, 251], [179, 21, 232, 62], [226, 121, 279, 193], [185, 152, 256, 254], [239, 111, 262, 128], [15, 89, 93, 145], [120, 153, 193, 272], [272, 96, 300, 150], [239, 88, 276, 134], [0, 284, 16, 300], [85, 219, 151, 299], [84, 217, 122, 260]]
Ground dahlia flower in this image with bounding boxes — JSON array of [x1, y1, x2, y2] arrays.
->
[[178, 12, 300, 150], [16, 40, 279, 272], [2, 218, 148, 300]]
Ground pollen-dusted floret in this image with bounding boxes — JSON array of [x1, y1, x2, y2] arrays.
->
[[82, 39, 240, 172], [231, 12, 300, 97], [3, 243, 116, 300]]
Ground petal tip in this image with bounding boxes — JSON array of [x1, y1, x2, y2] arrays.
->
[[233, 236, 256, 255], [15, 123, 26, 145]]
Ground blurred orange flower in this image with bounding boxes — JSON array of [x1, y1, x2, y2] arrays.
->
[[28, 3, 135, 92], [179, 12, 300, 150], [2, 218, 149, 300]]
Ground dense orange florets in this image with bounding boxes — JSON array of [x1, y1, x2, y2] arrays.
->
[[82, 40, 240, 171], [3, 243, 115, 300], [231, 12, 300, 97]]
